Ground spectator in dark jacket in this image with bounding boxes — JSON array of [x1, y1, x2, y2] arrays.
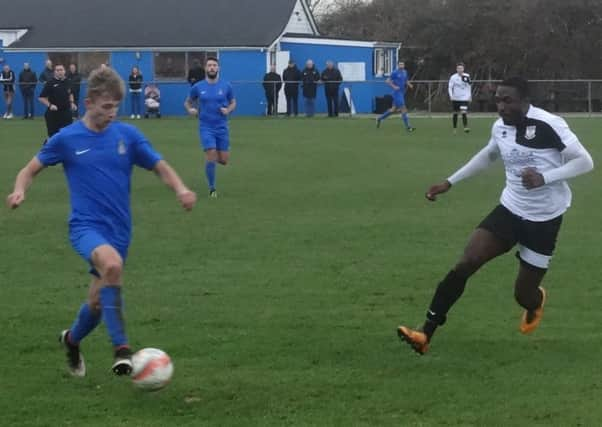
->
[[262, 65, 282, 116], [321, 61, 343, 117], [282, 59, 301, 116], [301, 59, 320, 117], [66, 63, 82, 118], [128, 66, 143, 119], [0, 64, 16, 119], [18, 62, 37, 119], [39, 59, 54, 84], [187, 59, 205, 86]]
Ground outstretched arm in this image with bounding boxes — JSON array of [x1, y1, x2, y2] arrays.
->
[[6, 157, 45, 209], [153, 160, 197, 211], [426, 139, 499, 201]]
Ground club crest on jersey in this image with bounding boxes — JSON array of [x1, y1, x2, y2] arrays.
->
[[524, 125, 537, 140], [218, 89, 223, 96], [118, 140, 127, 155]]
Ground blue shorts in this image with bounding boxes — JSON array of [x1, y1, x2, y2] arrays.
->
[[200, 127, 230, 152], [70, 227, 129, 277], [393, 91, 406, 108]]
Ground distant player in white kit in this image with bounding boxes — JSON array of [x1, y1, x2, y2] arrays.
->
[[397, 77, 594, 355], [448, 63, 472, 133]]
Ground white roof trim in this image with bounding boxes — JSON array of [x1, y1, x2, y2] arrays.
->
[[280, 37, 400, 49], [298, 0, 319, 35], [4, 46, 267, 52]]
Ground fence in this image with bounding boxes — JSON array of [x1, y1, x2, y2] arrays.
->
[[1, 79, 602, 118]]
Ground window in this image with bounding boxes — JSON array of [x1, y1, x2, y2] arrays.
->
[[47, 52, 110, 77], [154, 51, 218, 80], [373, 48, 393, 76], [78, 52, 110, 77]]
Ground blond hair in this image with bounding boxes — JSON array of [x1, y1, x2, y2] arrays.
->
[[86, 66, 125, 101]]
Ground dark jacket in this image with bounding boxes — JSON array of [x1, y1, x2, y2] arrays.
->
[[66, 71, 82, 99], [301, 66, 320, 98], [129, 73, 143, 92], [39, 67, 54, 84], [262, 72, 282, 97], [187, 66, 205, 85], [282, 65, 301, 92], [18, 69, 37, 94], [1, 70, 16, 91], [321, 67, 343, 93]]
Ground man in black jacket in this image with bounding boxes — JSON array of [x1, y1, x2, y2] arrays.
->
[[18, 62, 37, 119], [301, 59, 320, 117], [262, 65, 282, 116], [66, 63, 82, 118], [321, 61, 343, 117], [187, 59, 205, 86], [38, 64, 76, 138], [282, 60, 301, 117], [39, 59, 54, 84]]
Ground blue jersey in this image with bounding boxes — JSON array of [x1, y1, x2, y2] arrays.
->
[[390, 68, 408, 94], [189, 79, 234, 129], [36, 121, 162, 246]]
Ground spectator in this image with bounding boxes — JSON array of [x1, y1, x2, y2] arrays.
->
[[18, 62, 37, 119], [0, 64, 16, 119], [66, 63, 82, 118], [144, 83, 161, 118], [262, 64, 282, 116], [39, 59, 54, 84], [301, 59, 320, 117], [187, 59, 205, 86], [38, 64, 76, 138], [321, 60, 343, 117], [128, 66, 143, 119], [282, 59, 301, 117]]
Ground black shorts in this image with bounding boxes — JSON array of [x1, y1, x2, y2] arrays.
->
[[3, 85, 14, 93], [452, 101, 469, 112], [45, 109, 73, 137], [478, 204, 563, 270]]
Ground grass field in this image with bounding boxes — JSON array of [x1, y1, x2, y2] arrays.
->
[[1, 115, 601, 426]]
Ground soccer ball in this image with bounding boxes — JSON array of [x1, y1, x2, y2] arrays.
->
[[131, 348, 174, 391]]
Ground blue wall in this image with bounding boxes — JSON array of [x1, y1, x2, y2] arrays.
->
[[0, 45, 389, 116]]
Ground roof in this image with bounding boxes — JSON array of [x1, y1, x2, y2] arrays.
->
[[0, 0, 308, 49]]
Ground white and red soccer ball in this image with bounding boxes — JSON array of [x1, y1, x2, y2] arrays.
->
[[131, 348, 173, 391]]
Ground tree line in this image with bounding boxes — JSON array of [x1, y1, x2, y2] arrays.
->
[[317, 0, 602, 80]]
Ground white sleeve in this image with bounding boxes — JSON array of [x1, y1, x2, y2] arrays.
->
[[448, 76, 454, 99], [542, 140, 594, 184], [447, 138, 500, 185]]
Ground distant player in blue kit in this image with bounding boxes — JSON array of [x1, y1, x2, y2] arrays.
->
[[376, 61, 415, 132], [6, 67, 197, 377], [185, 57, 237, 197]]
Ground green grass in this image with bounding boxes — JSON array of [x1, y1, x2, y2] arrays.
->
[[1, 115, 601, 426]]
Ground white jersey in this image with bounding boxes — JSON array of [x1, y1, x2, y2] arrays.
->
[[448, 73, 472, 101], [491, 105, 579, 221]]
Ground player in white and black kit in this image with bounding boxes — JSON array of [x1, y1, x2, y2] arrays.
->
[[448, 62, 472, 133], [397, 77, 594, 354]]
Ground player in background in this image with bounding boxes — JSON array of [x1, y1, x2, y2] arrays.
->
[[448, 62, 472, 133], [397, 77, 593, 354], [7, 67, 197, 377], [185, 57, 236, 198], [376, 61, 415, 132]]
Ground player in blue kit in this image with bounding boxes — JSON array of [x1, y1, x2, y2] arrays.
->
[[6, 67, 197, 377], [376, 61, 415, 132], [185, 57, 237, 197]]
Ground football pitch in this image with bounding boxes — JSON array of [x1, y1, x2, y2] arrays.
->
[[1, 115, 601, 426]]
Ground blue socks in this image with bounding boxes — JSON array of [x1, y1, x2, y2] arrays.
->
[[99, 286, 128, 348], [69, 303, 102, 345], [205, 161, 216, 191], [402, 112, 411, 128], [378, 110, 392, 121]]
